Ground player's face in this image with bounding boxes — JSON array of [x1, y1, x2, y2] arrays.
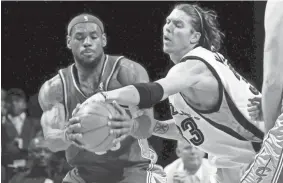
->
[[177, 142, 204, 170], [163, 9, 200, 57], [67, 23, 106, 67]]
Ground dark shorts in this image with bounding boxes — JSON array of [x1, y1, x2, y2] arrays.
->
[[62, 164, 167, 183]]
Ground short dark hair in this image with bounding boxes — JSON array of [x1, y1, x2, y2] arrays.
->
[[6, 88, 26, 101]]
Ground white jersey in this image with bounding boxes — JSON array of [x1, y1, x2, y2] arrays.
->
[[169, 47, 265, 168]]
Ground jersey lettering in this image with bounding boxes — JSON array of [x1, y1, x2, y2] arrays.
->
[[180, 118, 204, 146], [170, 103, 178, 116], [214, 53, 260, 95]]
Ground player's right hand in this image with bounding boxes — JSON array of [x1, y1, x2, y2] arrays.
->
[[248, 96, 262, 121], [64, 116, 85, 149]]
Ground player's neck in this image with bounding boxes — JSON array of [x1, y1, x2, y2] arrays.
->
[[76, 54, 106, 82], [169, 46, 194, 64]]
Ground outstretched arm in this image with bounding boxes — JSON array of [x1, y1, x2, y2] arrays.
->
[[262, 1, 283, 132], [100, 59, 158, 140], [92, 59, 207, 108]]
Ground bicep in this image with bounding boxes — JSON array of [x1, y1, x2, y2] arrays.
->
[[38, 75, 65, 132], [156, 60, 207, 100], [41, 103, 66, 134]]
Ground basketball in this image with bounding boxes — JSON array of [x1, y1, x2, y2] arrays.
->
[[73, 101, 119, 152]]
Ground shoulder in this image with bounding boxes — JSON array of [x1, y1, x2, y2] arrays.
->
[[117, 57, 150, 84], [38, 74, 64, 111], [167, 59, 209, 77]]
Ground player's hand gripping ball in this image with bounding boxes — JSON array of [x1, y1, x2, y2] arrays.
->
[[72, 100, 121, 153]]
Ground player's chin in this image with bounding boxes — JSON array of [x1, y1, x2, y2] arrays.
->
[[81, 57, 98, 65], [163, 45, 172, 54]]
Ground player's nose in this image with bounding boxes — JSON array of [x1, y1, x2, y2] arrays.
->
[[164, 23, 172, 34], [83, 36, 92, 47]]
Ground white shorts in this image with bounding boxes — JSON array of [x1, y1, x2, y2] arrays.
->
[[241, 113, 283, 183]]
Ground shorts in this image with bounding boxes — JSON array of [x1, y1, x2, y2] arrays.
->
[[241, 113, 283, 183], [62, 164, 167, 183]]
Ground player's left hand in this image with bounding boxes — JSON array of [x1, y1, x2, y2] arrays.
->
[[108, 101, 133, 144], [108, 101, 144, 144], [248, 96, 263, 121]]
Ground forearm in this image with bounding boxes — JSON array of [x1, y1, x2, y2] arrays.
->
[[106, 85, 141, 106], [43, 128, 71, 152], [152, 119, 182, 140], [262, 77, 283, 132]]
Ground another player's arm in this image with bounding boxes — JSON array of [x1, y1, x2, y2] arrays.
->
[[38, 75, 72, 152], [102, 59, 211, 108], [152, 119, 183, 141], [116, 59, 156, 138], [262, 2, 283, 132]]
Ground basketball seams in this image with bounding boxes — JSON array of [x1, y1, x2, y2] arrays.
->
[[75, 102, 117, 152]]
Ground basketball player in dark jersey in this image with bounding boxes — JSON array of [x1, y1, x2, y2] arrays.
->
[[38, 14, 166, 183]]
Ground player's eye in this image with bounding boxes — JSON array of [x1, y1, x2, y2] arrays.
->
[[75, 34, 84, 40], [175, 22, 183, 28], [91, 35, 98, 39]]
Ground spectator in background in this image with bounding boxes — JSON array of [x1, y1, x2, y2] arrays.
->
[[9, 134, 54, 183], [3, 88, 40, 180], [2, 88, 8, 124], [164, 140, 216, 183], [2, 89, 8, 183]]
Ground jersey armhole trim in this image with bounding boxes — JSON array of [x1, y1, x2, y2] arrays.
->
[[224, 89, 265, 140], [180, 56, 223, 114], [104, 56, 124, 91], [58, 70, 69, 120]]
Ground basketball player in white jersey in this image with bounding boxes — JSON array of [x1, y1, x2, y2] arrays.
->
[[241, 1, 283, 183], [83, 3, 266, 183]]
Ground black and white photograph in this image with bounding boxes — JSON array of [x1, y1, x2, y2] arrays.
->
[[1, 1, 283, 183]]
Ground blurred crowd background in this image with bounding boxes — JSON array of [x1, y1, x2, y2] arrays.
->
[[2, 1, 267, 183]]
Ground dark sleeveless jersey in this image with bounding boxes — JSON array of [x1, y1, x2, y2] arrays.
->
[[58, 55, 157, 182]]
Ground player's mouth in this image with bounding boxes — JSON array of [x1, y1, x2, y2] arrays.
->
[[163, 35, 171, 42], [82, 49, 95, 55]]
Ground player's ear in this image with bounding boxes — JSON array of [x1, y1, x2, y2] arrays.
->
[[190, 32, 201, 44], [102, 33, 107, 47], [66, 35, 71, 49]]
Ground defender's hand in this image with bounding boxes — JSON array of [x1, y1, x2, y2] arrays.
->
[[107, 101, 134, 144], [248, 96, 262, 121]]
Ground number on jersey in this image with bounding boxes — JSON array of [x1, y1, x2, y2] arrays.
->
[[214, 53, 260, 95], [180, 118, 204, 146]]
